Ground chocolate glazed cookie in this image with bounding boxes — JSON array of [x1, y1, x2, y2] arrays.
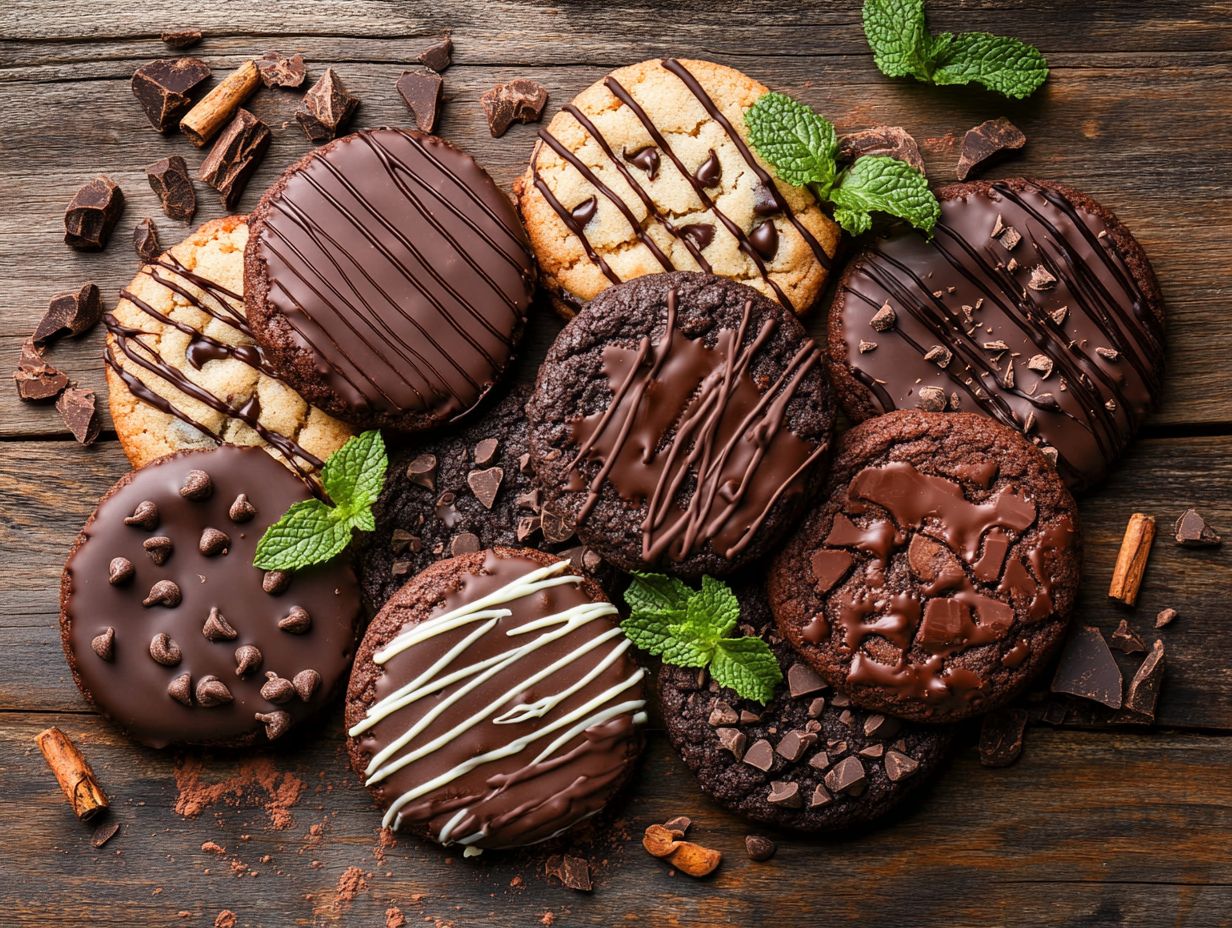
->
[[245, 129, 536, 432], [660, 585, 954, 831], [826, 178, 1165, 492], [527, 271, 836, 579], [769, 411, 1080, 723]]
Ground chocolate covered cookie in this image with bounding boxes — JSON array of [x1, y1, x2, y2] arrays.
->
[[826, 178, 1165, 492], [245, 129, 536, 432], [527, 271, 835, 578], [769, 411, 1080, 723], [60, 445, 360, 748], [660, 585, 954, 831], [516, 58, 839, 317], [345, 547, 646, 850]]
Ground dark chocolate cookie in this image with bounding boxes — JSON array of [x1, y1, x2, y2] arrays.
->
[[355, 386, 604, 616], [345, 547, 647, 850], [769, 410, 1080, 723], [659, 584, 954, 831], [527, 271, 835, 578], [245, 129, 536, 432], [60, 445, 360, 748], [826, 178, 1165, 492]]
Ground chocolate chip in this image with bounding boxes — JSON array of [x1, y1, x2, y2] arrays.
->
[[1094, 346, 1119, 361], [570, 197, 597, 226], [708, 700, 738, 727], [715, 727, 746, 758], [858, 743, 885, 758], [956, 117, 1026, 181], [143, 535, 174, 566], [256, 51, 307, 88], [451, 532, 481, 556], [862, 714, 900, 740], [1174, 509, 1220, 547], [132, 218, 161, 264], [809, 784, 833, 808], [917, 386, 948, 412], [296, 68, 358, 143], [744, 835, 776, 862], [481, 78, 548, 137], [766, 780, 802, 808], [838, 125, 925, 172], [545, 854, 592, 892], [824, 756, 867, 796], [146, 156, 197, 223], [91, 627, 115, 661], [870, 302, 896, 332], [161, 29, 203, 49], [1120, 639, 1165, 723], [255, 710, 290, 740], [1110, 619, 1147, 654], [199, 108, 271, 209], [260, 673, 296, 704], [406, 453, 437, 491], [624, 145, 661, 179], [807, 697, 825, 718], [978, 708, 1028, 768], [34, 283, 103, 346], [168, 673, 193, 706], [57, 387, 101, 445], [13, 340, 68, 402], [539, 506, 575, 544], [473, 437, 500, 466], [679, 223, 715, 253], [202, 607, 237, 641], [104, 557, 134, 588], [198, 527, 230, 557], [92, 820, 122, 848], [786, 662, 825, 698], [262, 570, 290, 595], [228, 493, 256, 523], [416, 35, 453, 72], [234, 645, 263, 676], [883, 749, 919, 782], [1051, 625, 1123, 708], [142, 580, 181, 608], [396, 67, 443, 133], [1155, 607, 1178, 629], [149, 632, 182, 666], [924, 345, 952, 367], [738, 709, 761, 725], [467, 466, 504, 510], [749, 220, 778, 260], [131, 58, 210, 133], [775, 730, 815, 763], [292, 669, 321, 702], [695, 149, 722, 188], [178, 469, 212, 500], [278, 606, 311, 634], [195, 675, 233, 707], [742, 738, 774, 772]]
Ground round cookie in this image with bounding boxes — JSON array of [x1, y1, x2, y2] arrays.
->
[[246, 129, 536, 432], [826, 178, 1165, 492], [527, 271, 835, 579], [515, 57, 840, 317], [345, 547, 647, 850], [60, 445, 361, 748], [659, 585, 954, 831], [355, 385, 605, 617], [769, 410, 1080, 723], [105, 216, 354, 481]]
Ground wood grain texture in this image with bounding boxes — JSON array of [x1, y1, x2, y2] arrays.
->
[[2, 1, 1231, 925]]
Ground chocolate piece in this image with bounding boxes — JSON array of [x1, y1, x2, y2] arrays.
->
[[91, 627, 115, 661], [787, 662, 825, 698], [168, 673, 193, 705], [708, 700, 738, 727], [767, 780, 802, 808], [956, 118, 1026, 181], [1110, 619, 1147, 654], [256, 51, 306, 88], [34, 283, 103, 346], [278, 606, 311, 634], [234, 644, 262, 676], [570, 197, 597, 226], [916, 385, 947, 411], [679, 223, 714, 253], [663, 815, 692, 835], [1120, 640, 1165, 722], [124, 500, 159, 530], [161, 29, 203, 49], [295, 68, 358, 143], [179, 469, 213, 500], [262, 570, 290, 594], [1174, 509, 1221, 548], [229, 494, 256, 523], [396, 67, 443, 133], [481, 78, 548, 137], [450, 532, 481, 556], [406, 454, 438, 490], [195, 674, 233, 707], [546, 854, 592, 892], [978, 708, 1028, 767], [1155, 607, 1178, 629], [13, 340, 68, 402], [198, 109, 270, 209], [466, 467, 504, 510], [749, 220, 778, 260], [1051, 625, 1123, 709], [883, 750, 918, 782], [108, 558, 134, 586], [202, 607, 237, 641], [64, 177, 125, 251], [134, 218, 161, 263], [838, 126, 925, 173], [823, 756, 866, 796], [57, 387, 101, 445], [473, 438, 500, 466], [416, 36, 453, 72], [149, 632, 182, 666], [198, 527, 230, 556], [625, 145, 661, 179], [862, 714, 900, 740], [260, 673, 295, 704], [292, 668, 321, 702], [255, 710, 290, 740], [716, 726, 746, 757], [775, 729, 815, 762], [131, 58, 210, 132], [91, 820, 122, 848], [146, 156, 197, 223], [744, 835, 776, 861], [1028, 265, 1057, 291], [742, 738, 775, 772], [142, 535, 174, 565], [870, 302, 896, 331]]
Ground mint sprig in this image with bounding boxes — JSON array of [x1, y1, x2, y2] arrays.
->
[[622, 574, 782, 703], [744, 92, 939, 237], [862, 0, 1048, 100], [254, 430, 388, 571]]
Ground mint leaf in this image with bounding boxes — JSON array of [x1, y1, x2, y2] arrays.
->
[[620, 611, 713, 666], [744, 92, 837, 190], [829, 155, 940, 236], [682, 575, 741, 642], [862, 0, 933, 81], [623, 572, 693, 621], [710, 637, 783, 704], [321, 429, 387, 516], [931, 32, 1049, 100], [253, 499, 355, 570]]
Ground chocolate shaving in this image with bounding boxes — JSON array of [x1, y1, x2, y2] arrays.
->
[[198, 109, 271, 209], [131, 57, 210, 133], [396, 67, 443, 133], [1109, 619, 1147, 654], [64, 177, 125, 251], [956, 117, 1026, 181], [296, 68, 358, 143], [545, 854, 592, 892]]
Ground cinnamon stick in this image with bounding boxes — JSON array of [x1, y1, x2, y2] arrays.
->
[[36, 727, 109, 822], [1109, 512, 1156, 605], [180, 60, 260, 147]]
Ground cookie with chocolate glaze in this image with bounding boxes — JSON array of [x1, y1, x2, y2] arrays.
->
[[527, 271, 835, 579], [769, 410, 1080, 723], [60, 445, 360, 748], [826, 178, 1165, 492], [245, 129, 536, 432], [660, 584, 954, 831], [345, 547, 647, 850], [515, 57, 840, 317]]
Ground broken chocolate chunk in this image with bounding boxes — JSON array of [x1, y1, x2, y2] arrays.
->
[[92, 820, 122, 848], [824, 756, 867, 796], [198, 108, 270, 209], [1119, 639, 1165, 723], [396, 66, 444, 133], [256, 51, 307, 88], [716, 726, 746, 758], [1050, 625, 1123, 709], [917, 386, 948, 412], [481, 78, 549, 137], [767, 780, 803, 808], [14, 340, 68, 402], [742, 738, 775, 772], [708, 700, 738, 727], [467, 466, 504, 509], [883, 749, 918, 782], [161, 30, 203, 49], [146, 156, 197, 223], [1174, 509, 1221, 548], [296, 68, 358, 143], [1155, 607, 1178, 629], [978, 708, 1028, 768], [956, 117, 1026, 181], [33, 283, 102, 346], [131, 57, 211, 133], [545, 854, 592, 892], [870, 302, 896, 332], [406, 453, 438, 490], [838, 125, 925, 173], [744, 835, 776, 862], [786, 662, 826, 698], [451, 532, 481, 556], [134, 218, 161, 263], [416, 35, 453, 72], [1109, 619, 1147, 654], [64, 176, 125, 251]]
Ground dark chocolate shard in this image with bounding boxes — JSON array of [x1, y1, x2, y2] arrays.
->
[[1109, 619, 1147, 654], [481, 78, 548, 137], [1174, 509, 1221, 548], [838, 125, 925, 173], [415, 35, 453, 72], [34, 283, 102, 346], [978, 707, 1028, 768], [1050, 625, 1123, 708], [57, 386, 100, 445], [131, 57, 211, 133], [295, 68, 358, 143], [64, 176, 125, 251], [198, 108, 270, 209], [956, 117, 1027, 181], [1154, 607, 1178, 629], [1119, 639, 1165, 723], [134, 218, 161, 263], [396, 66, 444, 133], [161, 30, 203, 49], [14, 339, 69, 402], [545, 854, 592, 892], [146, 156, 197, 223], [256, 51, 307, 88]]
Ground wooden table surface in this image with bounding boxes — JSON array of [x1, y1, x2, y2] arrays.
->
[[2, 2, 1230, 925]]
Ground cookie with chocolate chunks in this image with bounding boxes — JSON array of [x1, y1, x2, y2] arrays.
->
[[659, 585, 954, 831], [825, 178, 1165, 492], [528, 271, 835, 579], [345, 547, 646, 850], [769, 410, 1080, 723], [60, 445, 360, 748]]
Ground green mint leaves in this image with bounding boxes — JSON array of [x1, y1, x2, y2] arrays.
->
[[622, 574, 782, 703], [744, 92, 939, 237], [863, 0, 1048, 100], [254, 430, 388, 571]]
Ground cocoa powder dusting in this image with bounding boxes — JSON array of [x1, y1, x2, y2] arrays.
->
[[385, 907, 406, 928], [214, 912, 237, 928], [174, 756, 305, 830]]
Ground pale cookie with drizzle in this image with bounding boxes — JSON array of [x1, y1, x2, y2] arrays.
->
[[105, 216, 354, 481], [515, 57, 840, 317], [345, 546, 647, 851]]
